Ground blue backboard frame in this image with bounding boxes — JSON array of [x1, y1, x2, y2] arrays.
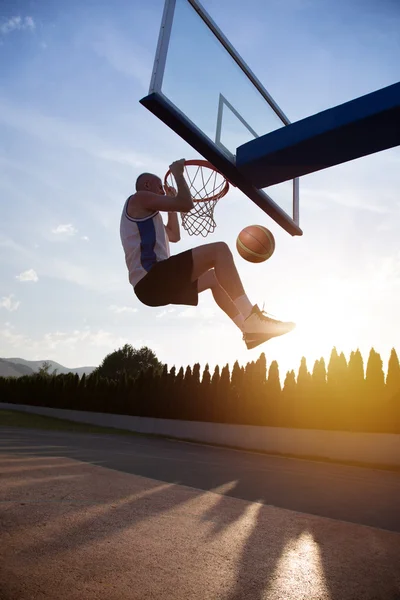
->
[[236, 81, 400, 187]]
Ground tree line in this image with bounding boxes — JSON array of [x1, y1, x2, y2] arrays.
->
[[1, 344, 399, 434]]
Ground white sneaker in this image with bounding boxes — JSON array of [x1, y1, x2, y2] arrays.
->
[[242, 305, 295, 349]]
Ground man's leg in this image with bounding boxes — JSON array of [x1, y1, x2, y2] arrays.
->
[[191, 242, 253, 318], [191, 242, 296, 347], [197, 269, 244, 330]]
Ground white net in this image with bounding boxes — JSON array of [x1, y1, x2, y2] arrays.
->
[[165, 161, 229, 237]]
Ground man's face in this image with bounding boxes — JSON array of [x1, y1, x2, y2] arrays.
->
[[147, 176, 165, 195]]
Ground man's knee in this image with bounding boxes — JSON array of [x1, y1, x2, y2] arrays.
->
[[198, 269, 218, 293], [214, 241, 230, 253], [213, 241, 232, 260]]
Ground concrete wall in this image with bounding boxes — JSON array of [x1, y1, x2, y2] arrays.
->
[[1, 402, 400, 467]]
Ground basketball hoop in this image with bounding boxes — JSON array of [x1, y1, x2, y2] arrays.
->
[[164, 159, 230, 237]]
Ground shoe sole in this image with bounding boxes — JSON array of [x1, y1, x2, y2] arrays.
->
[[244, 327, 295, 350], [245, 338, 270, 350]]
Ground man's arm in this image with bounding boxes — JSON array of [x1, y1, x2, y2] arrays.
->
[[164, 183, 181, 242], [137, 159, 194, 214], [165, 212, 181, 242]]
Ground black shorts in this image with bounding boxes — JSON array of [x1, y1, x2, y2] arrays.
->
[[134, 249, 199, 307]]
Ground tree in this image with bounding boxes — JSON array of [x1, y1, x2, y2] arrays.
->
[[209, 365, 220, 422], [365, 348, 385, 391], [93, 344, 163, 381], [37, 361, 57, 378], [310, 358, 327, 429], [200, 364, 212, 422], [386, 348, 400, 399], [326, 347, 349, 429], [255, 352, 267, 385], [348, 350, 364, 388], [365, 348, 385, 431], [188, 363, 202, 421], [311, 358, 327, 390], [267, 360, 281, 399], [283, 370, 296, 396], [346, 349, 365, 430], [219, 364, 231, 423], [230, 360, 243, 424], [264, 360, 281, 423], [327, 347, 340, 387], [231, 360, 243, 392], [295, 357, 312, 428]]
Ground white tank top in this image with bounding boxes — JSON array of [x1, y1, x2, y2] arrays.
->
[[120, 197, 170, 288]]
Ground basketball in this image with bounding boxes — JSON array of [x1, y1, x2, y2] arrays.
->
[[236, 225, 275, 263]]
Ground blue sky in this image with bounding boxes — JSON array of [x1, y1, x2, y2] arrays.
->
[[1, 0, 399, 378]]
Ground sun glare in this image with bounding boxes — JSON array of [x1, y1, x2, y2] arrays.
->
[[268, 276, 367, 373], [292, 282, 358, 352]]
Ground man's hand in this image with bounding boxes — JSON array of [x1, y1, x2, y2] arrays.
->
[[169, 158, 185, 179], [163, 158, 193, 213], [164, 184, 177, 197]]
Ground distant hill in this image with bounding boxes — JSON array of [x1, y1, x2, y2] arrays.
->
[[3, 358, 96, 377], [0, 358, 34, 378]]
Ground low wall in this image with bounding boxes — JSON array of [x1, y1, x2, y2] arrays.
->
[[1, 402, 400, 467]]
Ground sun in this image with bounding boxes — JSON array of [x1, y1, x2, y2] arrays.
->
[[269, 276, 365, 370]]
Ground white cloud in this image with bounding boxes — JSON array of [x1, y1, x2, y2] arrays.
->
[[0, 294, 20, 312], [51, 223, 78, 236], [0, 16, 35, 35], [90, 27, 152, 89], [43, 258, 125, 293], [178, 306, 217, 320], [0, 98, 158, 170], [0, 323, 29, 348], [109, 305, 138, 314], [156, 308, 176, 319], [0, 234, 25, 254], [155, 306, 217, 320], [81, 236, 89, 241], [16, 269, 38, 282], [0, 324, 157, 367]]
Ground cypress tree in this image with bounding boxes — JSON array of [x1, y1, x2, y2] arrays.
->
[[365, 348, 385, 431], [266, 360, 282, 426], [182, 365, 193, 420], [326, 347, 341, 429], [210, 365, 220, 423], [165, 366, 176, 419], [281, 370, 296, 427], [219, 364, 231, 423], [190, 363, 201, 421], [267, 360, 281, 398], [334, 351, 349, 430], [231, 360, 243, 424], [310, 358, 327, 429], [172, 366, 185, 420], [231, 360, 242, 393], [200, 364, 211, 422], [256, 352, 267, 385], [386, 348, 400, 399], [346, 349, 365, 430], [295, 357, 312, 428]]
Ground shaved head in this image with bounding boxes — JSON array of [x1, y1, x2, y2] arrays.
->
[[136, 172, 160, 192]]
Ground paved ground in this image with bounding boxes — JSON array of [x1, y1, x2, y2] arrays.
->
[[1, 426, 400, 599]]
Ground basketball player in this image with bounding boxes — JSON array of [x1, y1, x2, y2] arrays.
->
[[120, 158, 295, 349]]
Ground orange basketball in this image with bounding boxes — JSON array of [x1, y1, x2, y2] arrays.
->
[[236, 225, 275, 263]]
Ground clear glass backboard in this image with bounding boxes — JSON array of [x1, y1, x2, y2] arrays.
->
[[140, 0, 301, 235]]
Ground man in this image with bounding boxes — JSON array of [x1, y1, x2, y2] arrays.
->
[[120, 158, 295, 349]]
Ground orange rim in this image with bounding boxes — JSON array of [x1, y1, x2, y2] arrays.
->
[[164, 159, 231, 203]]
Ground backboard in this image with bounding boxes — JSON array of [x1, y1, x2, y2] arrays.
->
[[140, 0, 302, 236]]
